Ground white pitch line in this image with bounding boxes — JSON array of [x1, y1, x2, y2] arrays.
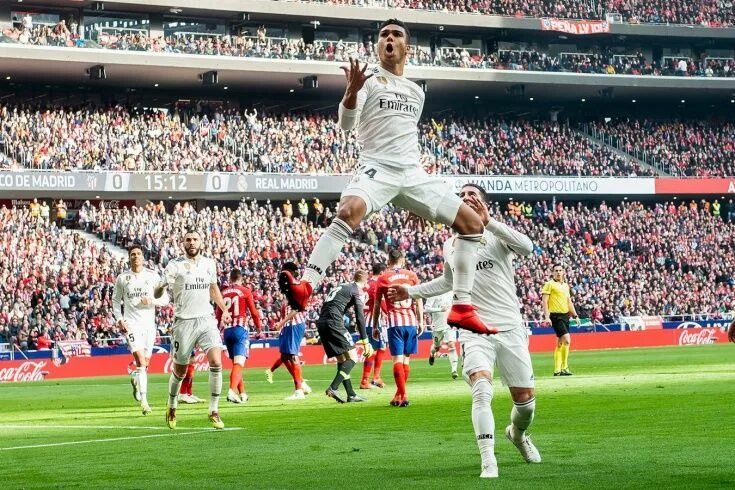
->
[[0, 427, 242, 451], [0, 424, 219, 431]]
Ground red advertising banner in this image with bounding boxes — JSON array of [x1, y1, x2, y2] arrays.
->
[[655, 178, 735, 195], [0, 328, 727, 383], [540, 19, 610, 35]]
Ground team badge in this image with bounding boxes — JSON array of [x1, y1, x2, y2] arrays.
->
[[376, 76, 388, 85]]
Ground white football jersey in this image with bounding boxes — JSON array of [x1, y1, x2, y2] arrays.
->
[[163, 255, 218, 319], [425, 292, 452, 331], [340, 65, 425, 168], [443, 221, 533, 331], [112, 268, 167, 330]]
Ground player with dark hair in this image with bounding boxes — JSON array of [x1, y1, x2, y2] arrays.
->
[[388, 184, 540, 478], [154, 230, 231, 429], [360, 263, 389, 389], [318, 270, 375, 403], [267, 262, 312, 400], [278, 18, 494, 337], [373, 249, 423, 407], [113, 243, 169, 415], [217, 268, 262, 404]]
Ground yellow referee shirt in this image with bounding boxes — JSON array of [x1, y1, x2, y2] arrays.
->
[[542, 280, 570, 314]]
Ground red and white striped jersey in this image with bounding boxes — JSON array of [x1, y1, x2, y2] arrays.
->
[[376, 268, 420, 327], [280, 304, 306, 327], [217, 284, 262, 331]]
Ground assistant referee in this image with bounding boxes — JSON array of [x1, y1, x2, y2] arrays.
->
[[542, 264, 578, 376]]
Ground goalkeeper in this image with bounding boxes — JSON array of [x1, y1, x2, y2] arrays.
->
[[316, 270, 374, 403]]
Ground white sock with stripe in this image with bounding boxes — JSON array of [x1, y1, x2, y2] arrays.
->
[[471, 377, 495, 465], [209, 366, 222, 414], [302, 218, 353, 288]]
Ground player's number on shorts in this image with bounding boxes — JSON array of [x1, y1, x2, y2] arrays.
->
[[174, 341, 180, 354], [325, 286, 343, 303], [364, 168, 377, 179], [128, 333, 135, 343]]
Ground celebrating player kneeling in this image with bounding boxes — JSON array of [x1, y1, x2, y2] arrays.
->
[[317, 270, 374, 404], [388, 184, 540, 478], [217, 269, 263, 404], [154, 230, 232, 430], [113, 243, 169, 415]]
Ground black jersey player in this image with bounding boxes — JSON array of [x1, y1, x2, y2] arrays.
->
[[317, 270, 374, 403]]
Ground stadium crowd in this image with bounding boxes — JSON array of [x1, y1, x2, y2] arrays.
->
[[0, 104, 650, 176], [587, 119, 735, 176], [4, 195, 735, 351], [303, 0, 735, 27], [4, 23, 734, 79]]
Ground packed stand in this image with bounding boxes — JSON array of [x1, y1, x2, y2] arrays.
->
[[587, 119, 735, 176], [0, 104, 651, 176], [5, 21, 735, 80], [303, 0, 735, 27], [0, 203, 140, 352]]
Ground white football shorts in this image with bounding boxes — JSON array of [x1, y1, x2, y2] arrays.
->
[[126, 325, 155, 356], [431, 326, 457, 347], [342, 161, 462, 224], [460, 325, 535, 389], [170, 315, 223, 366]]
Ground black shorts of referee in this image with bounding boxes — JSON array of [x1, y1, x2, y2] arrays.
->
[[549, 312, 570, 338]]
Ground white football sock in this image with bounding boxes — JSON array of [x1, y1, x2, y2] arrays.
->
[[511, 397, 536, 441], [448, 349, 459, 373], [471, 377, 495, 464], [452, 234, 482, 304], [302, 218, 353, 288], [167, 372, 184, 408], [209, 366, 222, 414], [137, 366, 148, 404]]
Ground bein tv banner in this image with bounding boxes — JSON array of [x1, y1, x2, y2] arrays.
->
[[0, 328, 727, 383]]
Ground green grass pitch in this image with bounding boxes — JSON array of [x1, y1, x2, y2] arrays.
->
[[1, 345, 734, 489]]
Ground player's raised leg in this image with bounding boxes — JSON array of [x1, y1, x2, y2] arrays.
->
[[279, 197, 367, 311]]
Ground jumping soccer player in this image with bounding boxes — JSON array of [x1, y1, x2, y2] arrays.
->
[[112, 243, 169, 415], [217, 269, 263, 404], [268, 263, 312, 400], [424, 291, 459, 379], [318, 270, 374, 403], [373, 249, 423, 407], [278, 18, 492, 336], [542, 264, 578, 376], [154, 229, 231, 430], [360, 263, 388, 389], [388, 184, 539, 479]]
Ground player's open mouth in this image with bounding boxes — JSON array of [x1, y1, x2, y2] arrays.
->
[[386, 43, 394, 54]]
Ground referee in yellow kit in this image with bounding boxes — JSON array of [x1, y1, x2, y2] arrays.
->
[[542, 264, 578, 376]]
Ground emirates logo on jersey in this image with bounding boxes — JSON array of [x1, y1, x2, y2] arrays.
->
[[476, 259, 494, 271]]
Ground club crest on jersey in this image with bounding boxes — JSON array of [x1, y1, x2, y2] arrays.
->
[[125, 274, 131, 283], [376, 76, 388, 85]]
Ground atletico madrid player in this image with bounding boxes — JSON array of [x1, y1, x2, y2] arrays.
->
[[216, 269, 263, 404], [372, 249, 423, 407]]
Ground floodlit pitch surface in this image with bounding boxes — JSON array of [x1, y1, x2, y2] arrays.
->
[[1, 345, 733, 489]]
